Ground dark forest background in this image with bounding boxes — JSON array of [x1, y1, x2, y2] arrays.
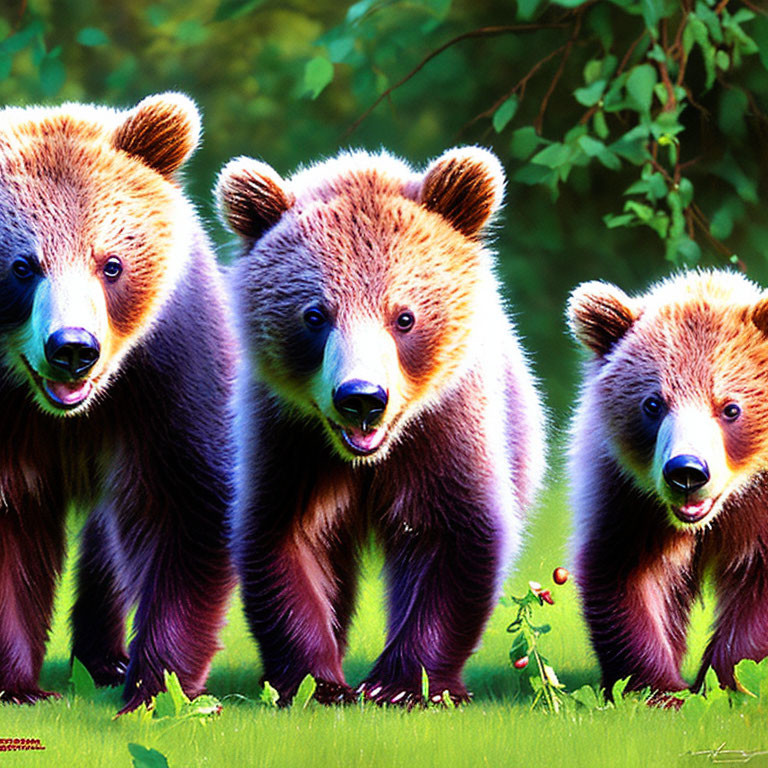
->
[[1, 0, 767, 419]]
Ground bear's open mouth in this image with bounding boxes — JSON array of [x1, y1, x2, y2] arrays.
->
[[327, 419, 387, 457], [340, 425, 386, 456], [671, 496, 717, 524], [22, 356, 93, 410]]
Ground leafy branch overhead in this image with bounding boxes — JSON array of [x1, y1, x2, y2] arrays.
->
[[307, 0, 768, 269]]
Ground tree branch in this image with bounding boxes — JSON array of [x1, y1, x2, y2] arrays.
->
[[342, 22, 571, 140]]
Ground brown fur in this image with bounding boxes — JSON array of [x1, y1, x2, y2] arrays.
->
[[219, 147, 545, 704], [569, 270, 768, 694]]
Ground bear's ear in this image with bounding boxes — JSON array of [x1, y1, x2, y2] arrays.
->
[[113, 92, 200, 177], [751, 295, 768, 335], [419, 146, 504, 238], [215, 157, 294, 242], [568, 281, 638, 356]]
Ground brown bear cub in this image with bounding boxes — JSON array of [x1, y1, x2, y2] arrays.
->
[[569, 270, 768, 697], [217, 147, 545, 705], [0, 94, 236, 712]]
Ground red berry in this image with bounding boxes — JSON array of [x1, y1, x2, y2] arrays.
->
[[540, 589, 554, 605], [553, 567, 569, 585], [513, 656, 529, 669]]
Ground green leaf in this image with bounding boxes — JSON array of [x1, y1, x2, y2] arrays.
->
[[39, 54, 65, 97], [610, 126, 650, 164], [346, 0, 377, 23], [571, 684, 599, 710], [641, 0, 665, 35], [510, 126, 544, 160], [182, 694, 223, 717], [214, 0, 267, 21], [441, 689, 455, 709], [517, 0, 542, 20], [593, 110, 609, 140], [0, 20, 44, 56], [733, 659, 761, 698], [153, 691, 176, 719], [583, 59, 603, 85], [492, 96, 518, 133], [421, 666, 430, 701], [588, 3, 613, 48], [669, 235, 701, 265], [145, 5, 170, 26], [531, 142, 572, 169], [509, 633, 529, 660], [626, 63, 657, 113], [77, 27, 109, 46], [163, 671, 190, 715], [260, 681, 280, 707], [719, 87, 748, 138], [69, 657, 96, 698], [753, 16, 768, 70], [611, 677, 630, 707], [294, 674, 317, 709], [513, 163, 554, 186], [683, 16, 708, 57], [574, 79, 606, 107], [328, 36, 355, 63], [603, 213, 636, 229], [303, 56, 334, 99], [715, 49, 730, 70], [128, 744, 170, 768], [677, 177, 694, 207]]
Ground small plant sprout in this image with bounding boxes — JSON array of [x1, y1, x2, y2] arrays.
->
[[502, 569, 571, 712]]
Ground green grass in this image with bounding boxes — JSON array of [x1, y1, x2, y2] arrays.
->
[[0, 480, 762, 767]]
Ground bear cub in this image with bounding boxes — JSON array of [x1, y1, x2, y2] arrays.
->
[[0, 94, 236, 712], [217, 147, 545, 704], [569, 270, 768, 697]]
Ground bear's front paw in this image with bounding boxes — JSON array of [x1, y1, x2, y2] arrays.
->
[[312, 679, 358, 706], [81, 654, 129, 688], [358, 680, 471, 708], [646, 691, 685, 710], [0, 688, 62, 705]]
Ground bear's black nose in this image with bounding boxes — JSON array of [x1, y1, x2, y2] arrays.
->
[[45, 328, 100, 378], [663, 454, 710, 494], [333, 379, 388, 430]]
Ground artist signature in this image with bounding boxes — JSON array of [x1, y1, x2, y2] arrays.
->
[[685, 743, 768, 764]]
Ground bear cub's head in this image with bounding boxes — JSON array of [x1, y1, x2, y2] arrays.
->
[[217, 147, 504, 462], [0, 93, 200, 416], [569, 270, 768, 530]]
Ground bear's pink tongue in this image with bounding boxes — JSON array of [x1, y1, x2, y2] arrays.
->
[[341, 426, 385, 456], [673, 498, 715, 524], [44, 379, 92, 407]]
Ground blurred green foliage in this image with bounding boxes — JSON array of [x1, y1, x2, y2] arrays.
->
[[1, 0, 767, 416]]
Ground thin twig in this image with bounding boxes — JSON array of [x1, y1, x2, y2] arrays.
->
[[342, 22, 571, 139], [460, 43, 567, 136], [534, 11, 584, 133]]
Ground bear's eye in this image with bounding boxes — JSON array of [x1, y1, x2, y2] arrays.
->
[[722, 403, 741, 421], [11, 257, 34, 280], [642, 396, 664, 418], [103, 256, 123, 282], [396, 310, 415, 333], [303, 306, 327, 329]]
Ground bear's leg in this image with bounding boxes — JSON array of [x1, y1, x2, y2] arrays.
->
[[119, 512, 235, 713], [696, 552, 768, 689], [71, 513, 131, 687], [240, 515, 359, 705], [110, 438, 235, 714], [363, 515, 500, 705], [576, 484, 699, 694], [0, 498, 66, 703]]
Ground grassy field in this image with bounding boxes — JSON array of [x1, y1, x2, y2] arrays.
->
[[1, 479, 765, 768]]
